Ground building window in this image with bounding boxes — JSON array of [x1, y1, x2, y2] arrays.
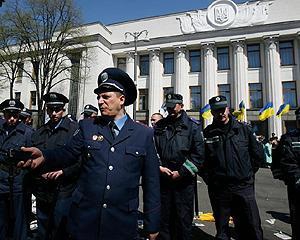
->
[[163, 52, 174, 74], [217, 47, 230, 70], [190, 86, 201, 111], [30, 91, 37, 107], [117, 57, 126, 72], [218, 84, 231, 107], [247, 44, 261, 68], [15, 92, 21, 101], [138, 89, 148, 111], [282, 81, 297, 108], [163, 87, 174, 99], [189, 50, 201, 72], [279, 41, 295, 66], [249, 83, 263, 109], [16, 63, 24, 82], [139, 55, 149, 76]]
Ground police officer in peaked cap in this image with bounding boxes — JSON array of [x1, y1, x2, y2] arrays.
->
[[278, 107, 300, 240], [81, 104, 98, 119], [20, 67, 161, 240], [19, 108, 33, 126], [154, 93, 204, 240], [202, 95, 264, 240], [30, 92, 81, 239], [0, 99, 33, 240]]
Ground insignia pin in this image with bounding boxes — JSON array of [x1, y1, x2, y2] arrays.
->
[[92, 135, 98, 141], [97, 135, 104, 141]]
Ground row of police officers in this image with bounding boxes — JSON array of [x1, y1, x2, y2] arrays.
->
[[0, 66, 299, 240]]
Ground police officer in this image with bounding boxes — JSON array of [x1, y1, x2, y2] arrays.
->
[[0, 99, 33, 240], [203, 95, 264, 240], [19, 108, 33, 126], [279, 108, 300, 240], [20, 67, 161, 240], [154, 93, 204, 240], [81, 104, 98, 119], [30, 92, 81, 239], [150, 113, 163, 128]]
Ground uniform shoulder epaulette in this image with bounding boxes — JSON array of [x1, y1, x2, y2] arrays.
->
[[93, 116, 108, 125], [188, 116, 201, 125], [135, 121, 149, 128], [287, 128, 299, 136]]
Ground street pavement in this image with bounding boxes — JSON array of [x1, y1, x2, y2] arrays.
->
[[193, 168, 291, 240]]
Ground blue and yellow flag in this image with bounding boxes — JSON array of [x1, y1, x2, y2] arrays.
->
[[233, 100, 245, 121], [232, 100, 246, 121], [276, 103, 290, 117], [200, 104, 212, 120], [259, 102, 274, 121]]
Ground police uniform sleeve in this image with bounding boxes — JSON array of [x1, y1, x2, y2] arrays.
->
[[61, 122, 82, 179], [280, 134, 300, 183], [247, 125, 264, 173], [178, 122, 205, 177], [43, 125, 84, 171], [141, 128, 161, 233]]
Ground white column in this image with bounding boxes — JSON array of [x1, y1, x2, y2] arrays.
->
[[232, 40, 247, 121], [125, 51, 134, 118], [202, 42, 217, 125], [174, 45, 189, 108], [264, 36, 282, 137], [297, 33, 300, 107], [148, 48, 161, 116]]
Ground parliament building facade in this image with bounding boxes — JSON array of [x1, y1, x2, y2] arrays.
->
[[2, 0, 300, 138]]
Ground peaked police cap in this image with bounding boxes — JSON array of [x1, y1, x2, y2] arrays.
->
[[94, 67, 137, 106]]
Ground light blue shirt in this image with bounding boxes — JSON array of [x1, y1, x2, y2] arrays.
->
[[113, 114, 128, 136]]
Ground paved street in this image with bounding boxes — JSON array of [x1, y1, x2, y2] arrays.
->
[[193, 168, 291, 240]]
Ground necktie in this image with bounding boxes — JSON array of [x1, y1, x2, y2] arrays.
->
[[109, 121, 118, 139]]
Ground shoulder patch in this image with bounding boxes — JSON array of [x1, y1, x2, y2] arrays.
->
[[189, 117, 201, 125], [73, 128, 80, 137]]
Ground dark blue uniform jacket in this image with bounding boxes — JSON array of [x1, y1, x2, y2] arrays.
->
[[203, 118, 264, 184], [43, 116, 161, 240], [0, 121, 33, 193]]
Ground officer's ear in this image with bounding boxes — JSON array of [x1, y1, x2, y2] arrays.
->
[[119, 94, 125, 106]]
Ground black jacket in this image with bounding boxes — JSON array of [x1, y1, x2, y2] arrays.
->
[[154, 110, 205, 177], [203, 118, 264, 184], [31, 117, 81, 202], [279, 128, 300, 184]]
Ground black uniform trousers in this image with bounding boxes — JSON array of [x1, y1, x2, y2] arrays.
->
[[158, 177, 194, 240], [287, 184, 300, 240], [208, 182, 263, 240]]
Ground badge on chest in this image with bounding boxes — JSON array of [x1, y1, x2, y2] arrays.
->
[[92, 135, 104, 142]]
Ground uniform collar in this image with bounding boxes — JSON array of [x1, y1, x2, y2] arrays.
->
[[0, 121, 26, 134], [44, 117, 70, 132], [113, 114, 127, 131]]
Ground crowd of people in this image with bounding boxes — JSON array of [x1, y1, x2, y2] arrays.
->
[[0, 67, 299, 240]]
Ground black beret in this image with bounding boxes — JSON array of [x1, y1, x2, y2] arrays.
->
[[42, 92, 69, 106], [209, 95, 228, 110], [164, 93, 183, 108], [295, 107, 300, 119], [94, 67, 137, 106], [20, 108, 32, 117], [0, 99, 24, 112], [81, 104, 98, 115]]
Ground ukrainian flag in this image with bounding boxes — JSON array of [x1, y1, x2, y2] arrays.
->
[[276, 103, 290, 117], [233, 100, 245, 121], [258, 102, 275, 121], [200, 104, 212, 120]]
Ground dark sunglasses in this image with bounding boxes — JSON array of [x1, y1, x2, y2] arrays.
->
[[47, 106, 64, 113], [5, 112, 19, 118]]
